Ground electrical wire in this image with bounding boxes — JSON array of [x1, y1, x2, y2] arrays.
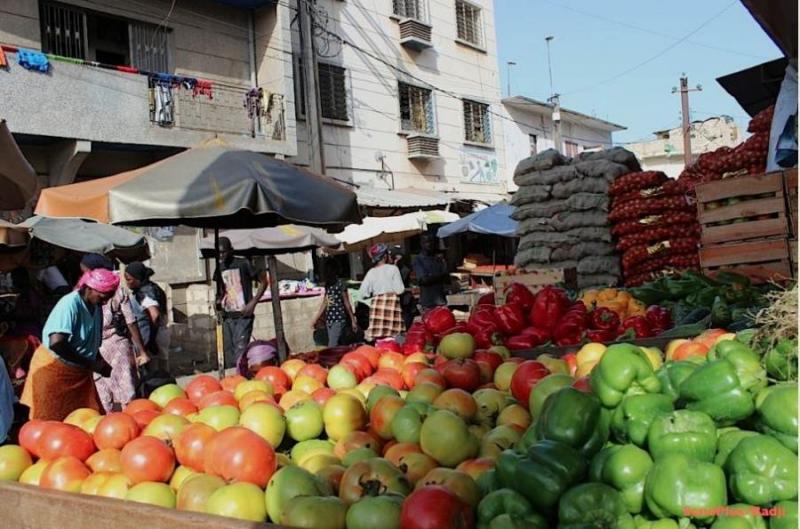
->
[[560, 1, 738, 96]]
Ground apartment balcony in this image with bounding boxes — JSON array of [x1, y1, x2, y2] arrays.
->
[[2, 59, 289, 155]]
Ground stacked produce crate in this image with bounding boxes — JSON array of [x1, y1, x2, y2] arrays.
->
[[694, 169, 796, 283], [786, 168, 798, 271], [512, 148, 640, 289], [607, 171, 700, 286]]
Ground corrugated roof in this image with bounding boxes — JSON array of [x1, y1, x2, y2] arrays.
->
[[502, 96, 626, 132], [356, 187, 450, 208]]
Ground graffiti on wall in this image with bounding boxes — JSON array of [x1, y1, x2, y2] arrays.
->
[[460, 149, 499, 184]]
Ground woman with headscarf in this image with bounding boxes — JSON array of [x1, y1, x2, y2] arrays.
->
[[80, 254, 149, 412], [20, 268, 118, 420], [124, 262, 170, 359], [359, 244, 406, 342], [235, 339, 285, 379]]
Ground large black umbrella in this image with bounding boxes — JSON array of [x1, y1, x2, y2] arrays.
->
[[36, 144, 362, 372]]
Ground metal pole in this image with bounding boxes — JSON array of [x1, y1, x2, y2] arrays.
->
[[213, 228, 225, 378], [506, 61, 516, 97], [266, 255, 288, 362], [679, 75, 693, 167], [545, 36, 555, 98], [299, 0, 326, 174]]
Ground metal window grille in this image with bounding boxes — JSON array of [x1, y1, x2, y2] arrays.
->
[[399, 83, 434, 134], [40, 1, 87, 59], [318, 63, 349, 121], [129, 22, 171, 72], [565, 141, 580, 157], [529, 134, 538, 155], [455, 0, 482, 47], [393, 0, 424, 21], [463, 100, 491, 144]]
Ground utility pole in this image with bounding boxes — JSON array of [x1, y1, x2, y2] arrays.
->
[[545, 36, 562, 154], [298, 0, 325, 174], [506, 61, 516, 97], [673, 74, 702, 167]]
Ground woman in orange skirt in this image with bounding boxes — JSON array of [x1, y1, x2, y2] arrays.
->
[[21, 268, 119, 421]]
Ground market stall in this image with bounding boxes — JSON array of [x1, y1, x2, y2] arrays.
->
[[0, 119, 38, 211]]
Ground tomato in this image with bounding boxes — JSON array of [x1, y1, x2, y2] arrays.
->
[[340, 352, 373, 380], [396, 452, 438, 484], [297, 364, 328, 385], [400, 485, 474, 529], [142, 414, 190, 443], [124, 398, 161, 416], [323, 393, 368, 441], [455, 458, 495, 481], [339, 458, 411, 505], [317, 464, 346, 496], [282, 496, 348, 529], [220, 374, 246, 393], [509, 360, 550, 404], [432, 389, 478, 422], [378, 352, 405, 372], [353, 345, 381, 369], [86, 448, 123, 473], [441, 359, 482, 392], [255, 366, 291, 389], [0, 445, 33, 481], [171, 423, 214, 472], [265, 465, 326, 524], [205, 482, 267, 522], [163, 398, 198, 417], [401, 363, 428, 390], [334, 431, 382, 459], [372, 368, 405, 391], [37, 422, 96, 462], [346, 495, 403, 529], [40, 456, 92, 492], [415, 468, 480, 507], [93, 412, 140, 450], [419, 410, 479, 468], [384, 443, 422, 466], [196, 390, 238, 409], [370, 395, 405, 440], [120, 435, 175, 484], [414, 369, 446, 388], [130, 409, 161, 428], [203, 427, 276, 488], [81, 471, 115, 495], [176, 474, 225, 512], [125, 481, 176, 508], [312, 387, 337, 406], [18, 419, 57, 458], [184, 374, 222, 405]]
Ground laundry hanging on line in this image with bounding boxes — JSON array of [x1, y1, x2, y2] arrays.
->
[[16, 48, 49, 73]]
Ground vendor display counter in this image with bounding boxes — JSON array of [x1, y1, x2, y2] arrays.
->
[[0, 481, 284, 529]]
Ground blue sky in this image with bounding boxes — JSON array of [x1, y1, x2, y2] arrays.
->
[[495, 0, 782, 143]]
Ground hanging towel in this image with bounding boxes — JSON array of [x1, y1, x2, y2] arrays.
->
[[17, 48, 50, 73], [193, 79, 214, 99], [0, 46, 8, 69], [154, 84, 174, 126]]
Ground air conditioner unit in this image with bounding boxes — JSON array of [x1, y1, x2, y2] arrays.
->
[[407, 134, 440, 160], [399, 18, 433, 51]]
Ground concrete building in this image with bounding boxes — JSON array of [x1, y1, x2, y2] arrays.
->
[[626, 116, 742, 178], [501, 96, 626, 191], [289, 0, 508, 205]]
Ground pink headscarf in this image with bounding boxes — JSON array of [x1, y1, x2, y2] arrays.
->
[[76, 269, 120, 294]]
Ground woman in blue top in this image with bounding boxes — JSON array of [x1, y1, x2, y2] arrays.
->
[[21, 268, 118, 420]]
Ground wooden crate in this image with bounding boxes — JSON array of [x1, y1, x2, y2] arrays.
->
[[493, 267, 577, 296], [784, 167, 798, 237], [700, 237, 793, 284], [695, 171, 789, 245]]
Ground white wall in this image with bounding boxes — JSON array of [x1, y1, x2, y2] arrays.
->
[[289, 0, 507, 196], [502, 105, 615, 190]]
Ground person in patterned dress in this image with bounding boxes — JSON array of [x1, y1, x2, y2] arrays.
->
[[359, 245, 405, 342], [312, 260, 357, 347]]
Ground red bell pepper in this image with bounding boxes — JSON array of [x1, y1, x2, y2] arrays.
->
[[469, 305, 500, 329], [645, 305, 672, 331], [589, 307, 620, 332], [473, 327, 504, 349], [422, 306, 457, 335], [552, 318, 585, 346], [520, 326, 551, 344], [476, 292, 496, 306], [618, 315, 654, 339], [530, 286, 570, 329], [505, 332, 548, 351], [504, 283, 535, 312], [586, 329, 616, 343], [495, 304, 527, 336]]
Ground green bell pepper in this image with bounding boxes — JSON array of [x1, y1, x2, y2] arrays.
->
[[764, 338, 797, 381], [634, 516, 697, 529], [611, 393, 673, 446], [527, 387, 609, 457], [590, 344, 661, 408], [769, 501, 798, 529], [726, 434, 798, 506], [589, 444, 653, 514], [686, 286, 719, 308], [648, 409, 717, 462], [477, 468, 501, 496], [644, 453, 727, 524], [656, 361, 700, 403], [708, 340, 767, 395], [679, 359, 755, 425], [477, 489, 548, 529], [709, 504, 766, 529], [715, 428, 760, 467], [558, 483, 635, 529], [754, 383, 798, 453], [496, 441, 586, 515]]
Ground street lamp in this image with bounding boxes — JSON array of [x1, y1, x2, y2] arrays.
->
[[506, 61, 516, 97]]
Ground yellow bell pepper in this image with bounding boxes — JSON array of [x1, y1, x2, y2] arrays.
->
[[596, 288, 619, 302], [626, 298, 647, 318], [575, 342, 607, 377], [581, 289, 599, 308]]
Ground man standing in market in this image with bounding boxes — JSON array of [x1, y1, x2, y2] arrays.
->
[[412, 233, 449, 312], [215, 237, 268, 369]]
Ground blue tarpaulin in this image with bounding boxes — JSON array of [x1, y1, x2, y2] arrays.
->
[[437, 202, 518, 238]]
